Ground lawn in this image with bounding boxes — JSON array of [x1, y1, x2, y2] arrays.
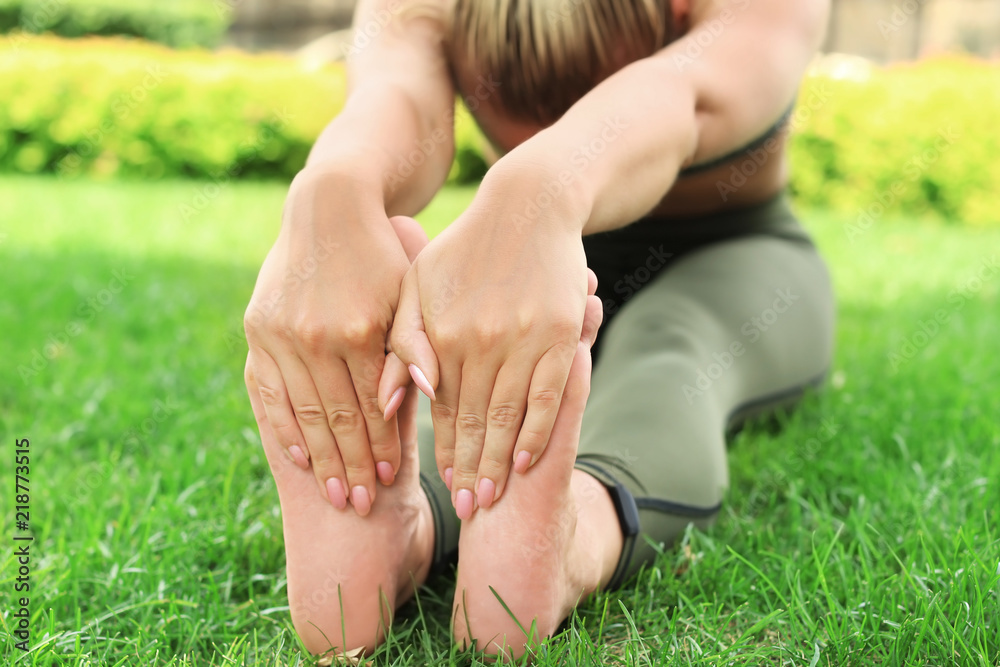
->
[[1, 174, 998, 666]]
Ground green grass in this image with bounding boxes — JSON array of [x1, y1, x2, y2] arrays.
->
[[1, 174, 998, 666]]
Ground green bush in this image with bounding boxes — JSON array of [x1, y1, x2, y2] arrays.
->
[[1, 36, 343, 179], [0, 0, 230, 48], [1, 36, 997, 226], [790, 56, 1000, 228]]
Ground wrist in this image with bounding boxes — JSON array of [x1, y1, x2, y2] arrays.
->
[[477, 151, 594, 236]]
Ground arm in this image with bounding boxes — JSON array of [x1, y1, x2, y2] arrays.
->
[[485, 0, 830, 233], [244, 0, 454, 515], [388, 0, 830, 517], [303, 0, 455, 214]]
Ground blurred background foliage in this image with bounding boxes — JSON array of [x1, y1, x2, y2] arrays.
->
[[0, 0, 231, 47], [2, 1, 999, 226]]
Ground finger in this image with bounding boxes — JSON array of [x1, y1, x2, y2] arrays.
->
[[540, 339, 593, 475], [276, 351, 353, 510], [432, 360, 463, 494], [511, 341, 577, 474], [245, 358, 306, 484], [378, 217, 428, 423], [305, 355, 379, 517], [474, 356, 532, 509], [587, 267, 598, 296], [378, 351, 411, 420], [451, 358, 500, 520], [388, 215, 429, 262], [390, 269, 440, 401], [246, 348, 310, 471], [343, 347, 402, 487], [581, 294, 604, 349]]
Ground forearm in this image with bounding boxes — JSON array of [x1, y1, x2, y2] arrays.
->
[[305, 84, 454, 217], [484, 56, 699, 236], [480, 0, 826, 236]]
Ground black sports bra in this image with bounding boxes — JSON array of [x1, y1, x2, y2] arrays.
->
[[677, 104, 794, 177]]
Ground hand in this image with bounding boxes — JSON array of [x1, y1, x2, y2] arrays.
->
[[243, 167, 411, 516], [386, 196, 590, 520]]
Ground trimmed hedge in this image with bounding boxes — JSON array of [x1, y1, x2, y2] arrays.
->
[[1, 36, 997, 226], [0, 0, 230, 48], [0, 35, 488, 182], [790, 55, 1000, 228]]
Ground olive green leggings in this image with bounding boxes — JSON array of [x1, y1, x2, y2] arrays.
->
[[418, 194, 835, 587]]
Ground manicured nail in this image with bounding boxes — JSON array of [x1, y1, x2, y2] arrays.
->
[[376, 461, 395, 485], [514, 450, 532, 474], [288, 445, 309, 469], [444, 467, 453, 490], [477, 478, 496, 509], [456, 489, 474, 520], [408, 364, 436, 401], [326, 478, 347, 510], [383, 387, 405, 420], [351, 485, 372, 516]]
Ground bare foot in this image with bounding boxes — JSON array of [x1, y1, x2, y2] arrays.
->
[[246, 216, 435, 656], [452, 302, 624, 658]]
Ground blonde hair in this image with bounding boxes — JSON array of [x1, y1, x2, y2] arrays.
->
[[443, 0, 675, 124]]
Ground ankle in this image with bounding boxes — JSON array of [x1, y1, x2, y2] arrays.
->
[[395, 492, 436, 605], [570, 471, 624, 591]]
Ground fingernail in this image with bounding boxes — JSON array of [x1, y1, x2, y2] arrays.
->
[[351, 485, 372, 516], [514, 450, 532, 474], [288, 445, 309, 470], [408, 364, 436, 401], [444, 467, 453, 490], [477, 478, 496, 509], [326, 478, 347, 510], [456, 489, 474, 520], [376, 461, 395, 485], [383, 387, 405, 420]]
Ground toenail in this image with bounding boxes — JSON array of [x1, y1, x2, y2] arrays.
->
[[376, 461, 395, 485], [514, 450, 532, 474], [326, 478, 347, 510], [288, 445, 309, 470], [351, 485, 372, 516], [456, 488, 474, 520], [477, 478, 496, 509]]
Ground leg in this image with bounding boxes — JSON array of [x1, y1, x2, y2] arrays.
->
[[578, 229, 834, 580], [451, 208, 834, 655], [247, 217, 436, 656], [452, 298, 622, 657]]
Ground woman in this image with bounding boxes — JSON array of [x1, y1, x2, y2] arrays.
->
[[243, 0, 835, 658]]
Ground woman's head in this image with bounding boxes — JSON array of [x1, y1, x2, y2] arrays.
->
[[444, 0, 677, 125]]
